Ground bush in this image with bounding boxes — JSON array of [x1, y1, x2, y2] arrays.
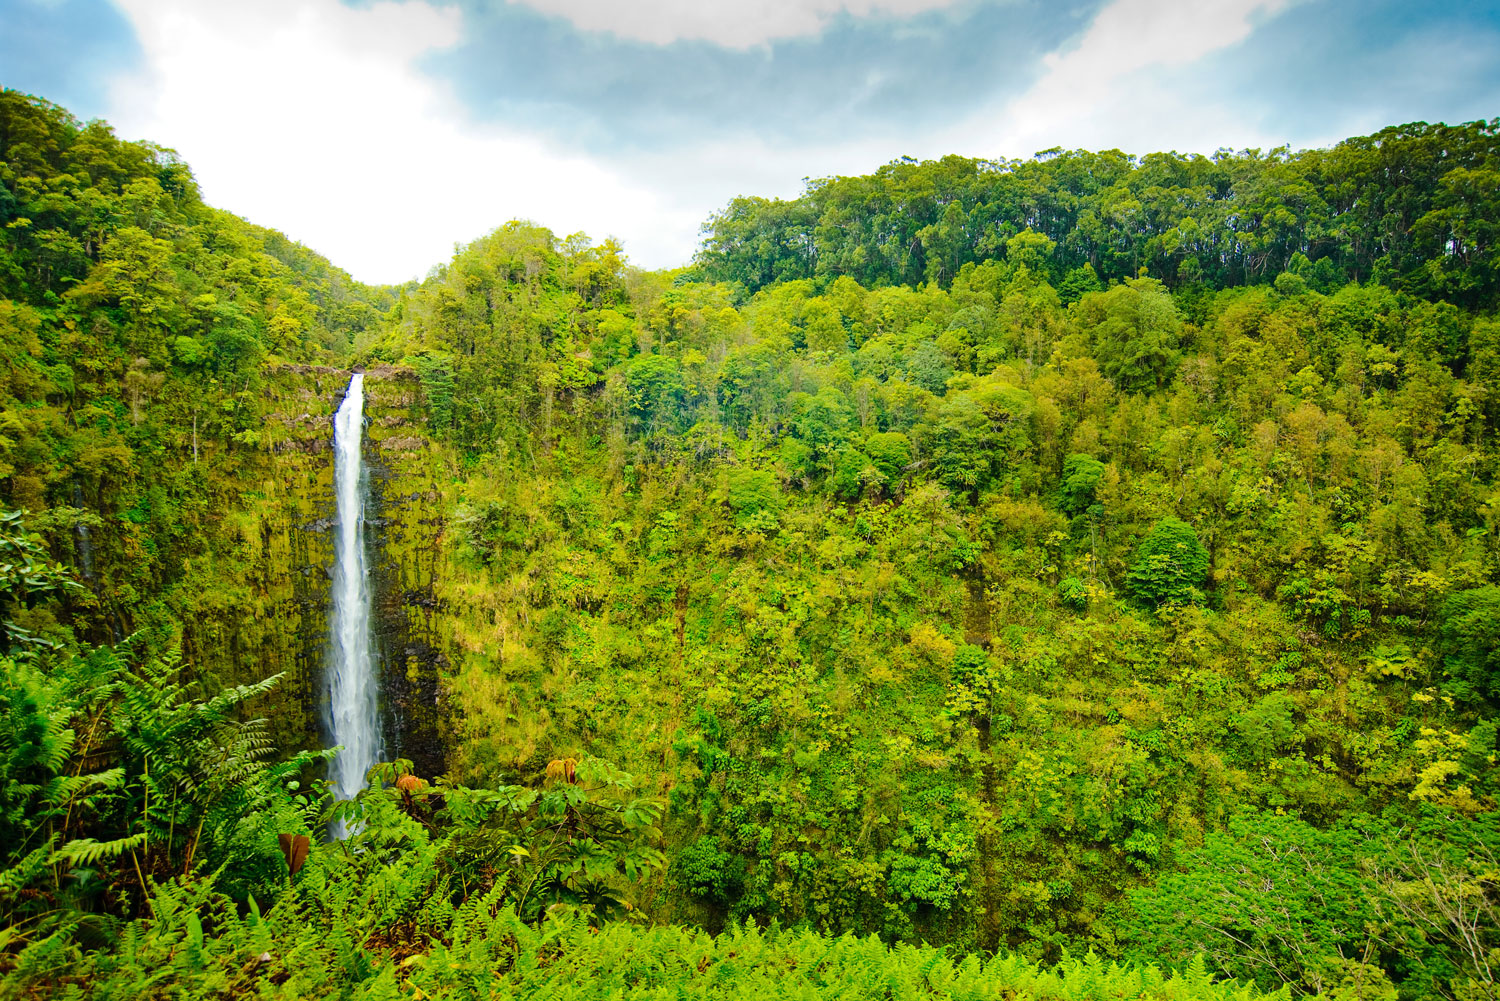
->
[[865, 431, 912, 489], [1126, 812, 1392, 995], [1059, 577, 1089, 611], [829, 448, 870, 500], [675, 836, 744, 905], [623, 353, 685, 430], [725, 468, 783, 528]]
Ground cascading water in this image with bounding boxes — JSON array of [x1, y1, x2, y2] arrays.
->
[[327, 372, 380, 832], [71, 481, 94, 580]]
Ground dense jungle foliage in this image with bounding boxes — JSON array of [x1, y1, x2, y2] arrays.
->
[[1, 89, 1498, 999], [695, 121, 1500, 305]]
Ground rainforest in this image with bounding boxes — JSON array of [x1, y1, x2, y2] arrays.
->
[[1, 89, 1498, 1000]]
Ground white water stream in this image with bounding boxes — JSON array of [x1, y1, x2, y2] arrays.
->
[[327, 373, 380, 824]]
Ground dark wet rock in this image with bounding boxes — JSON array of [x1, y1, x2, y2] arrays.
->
[[376, 436, 427, 452], [274, 437, 331, 454]]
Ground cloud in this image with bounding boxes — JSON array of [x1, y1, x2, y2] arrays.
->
[[105, 0, 701, 282], [1044, 0, 1294, 78], [950, 0, 1500, 161], [502, 0, 966, 48], [425, 0, 1104, 152], [91, 0, 1107, 280], [967, 0, 1299, 157], [55, 0, 1498, 288], [1178, 0, 1500, 141]]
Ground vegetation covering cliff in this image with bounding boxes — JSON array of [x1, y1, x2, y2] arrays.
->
[[1, 90, 1498, 999]]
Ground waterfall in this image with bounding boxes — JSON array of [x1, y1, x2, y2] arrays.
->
[[71, 481, 94, 580], [327, 373, 380, 829]]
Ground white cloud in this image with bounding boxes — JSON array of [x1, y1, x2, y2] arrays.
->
[[1044, 0, 1294, 79], [913, 0, 1312, 160], [106, 0, 705, 282], [652, 0, 1319, 220], [503, 0, 966, 49]]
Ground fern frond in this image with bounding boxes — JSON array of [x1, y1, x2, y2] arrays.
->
[[51, 833, 146, 868], [0, 840, 55, 898], [197, 675, 284, 719], [35, 719, 77, 773], [44, 767, 126, 803]]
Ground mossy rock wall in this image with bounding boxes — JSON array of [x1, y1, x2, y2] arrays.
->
[[176, 365, 450, 773], [175, 366, 342, 752], [363, 367, 451, 779]]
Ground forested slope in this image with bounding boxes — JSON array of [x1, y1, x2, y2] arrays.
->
[[696, 121, 1500, 305], [0, 90, 393, 645], [2, 90, 1498, 999], [370, 214, 1500, 994]]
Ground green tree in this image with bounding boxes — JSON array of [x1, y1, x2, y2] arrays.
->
[[725, 468, 782, 529], [1125, 517, 1210, 607], [1077, 277, 1182, 392], [623, 353, 686, 432], [69, 226, 179, 354], [904, 340, 954, 394], [927, 396, 998, 495], [1058, 262, 1105, 305], [1057, 454, 1106, 517], [1005, 229, 1057, 276], [865, 431, 913, 491], [1126, 812, 1400, 995]]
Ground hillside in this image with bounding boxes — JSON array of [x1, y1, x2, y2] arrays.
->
[[0, 90, 1497, 999]]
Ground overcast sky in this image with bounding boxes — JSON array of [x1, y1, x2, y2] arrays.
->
[[2, 0, 1498, 284]]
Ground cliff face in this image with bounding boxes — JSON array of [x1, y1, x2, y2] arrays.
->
[[178, 365, 450, 775], [174, 366, 342, 754], [362, 367, 450, 779]]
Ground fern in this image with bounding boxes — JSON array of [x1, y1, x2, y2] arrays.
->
[[4, 922, 82, 987], [0, 842, 53, 900], [50, 833, 147, 868], [44, 765, 126, 804]]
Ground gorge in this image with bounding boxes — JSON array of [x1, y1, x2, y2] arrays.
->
[[1, 89, 1497, 999]]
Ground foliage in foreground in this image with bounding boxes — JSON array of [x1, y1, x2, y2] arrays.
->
[[0, 509, 1282, 1001], [19, 878, 1285, 1001], [1127, 811, 1500, 1001], [0, 507, 1266, 1000], [372, 214, 1500, 992]]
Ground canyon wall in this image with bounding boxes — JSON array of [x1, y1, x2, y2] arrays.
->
[[177, 365, 450, 773]]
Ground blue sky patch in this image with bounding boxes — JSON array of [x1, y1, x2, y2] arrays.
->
[[0, 0, 142, 119]]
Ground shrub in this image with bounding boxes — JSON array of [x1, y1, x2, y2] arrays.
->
[[1059, 577, 1089, 611], [675, 836, 744, 905], [725, 468, 783, 529], [1439, 586, 1500, 702]]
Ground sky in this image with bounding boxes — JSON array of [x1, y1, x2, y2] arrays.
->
[[1, 0, 1498, 285]]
